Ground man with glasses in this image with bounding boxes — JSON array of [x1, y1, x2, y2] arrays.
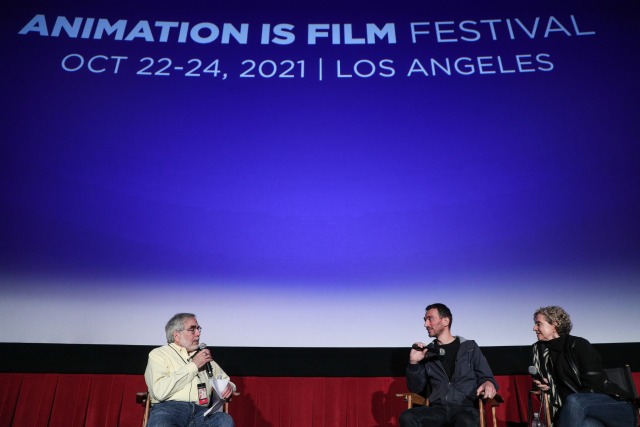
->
[[144, 313, 235, 427]]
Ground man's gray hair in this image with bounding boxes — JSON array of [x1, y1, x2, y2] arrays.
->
[[165, 313, 196, 343]]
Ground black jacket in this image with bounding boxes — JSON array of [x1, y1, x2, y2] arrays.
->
[[533, 335, 632, 402], [406, 337, 498, 407]]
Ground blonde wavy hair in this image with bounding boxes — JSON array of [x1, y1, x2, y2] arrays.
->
[[534, 306, 573, 336]]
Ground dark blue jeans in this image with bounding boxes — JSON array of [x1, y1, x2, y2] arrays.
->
[[399, 404, 479, 427], [556, 393, 637, 427], [147, 401, 234, 427]]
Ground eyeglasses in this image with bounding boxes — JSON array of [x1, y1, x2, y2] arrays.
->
[[182, 326, 202, 334]]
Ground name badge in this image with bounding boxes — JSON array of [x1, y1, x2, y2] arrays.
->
[[197, 382, 209, 405]]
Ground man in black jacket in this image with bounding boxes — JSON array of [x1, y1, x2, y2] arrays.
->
[[400, 303, 498, 427]]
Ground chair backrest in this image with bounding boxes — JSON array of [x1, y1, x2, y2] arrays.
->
[[603, 365, 638, 400]]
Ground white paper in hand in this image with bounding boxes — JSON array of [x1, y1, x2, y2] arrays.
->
[[203, 377, 229, 416], [211, 377, 229, 399]]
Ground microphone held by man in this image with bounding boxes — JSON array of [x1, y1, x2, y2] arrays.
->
[[198, 343, 214, 378], [410, 343, 446, 356]]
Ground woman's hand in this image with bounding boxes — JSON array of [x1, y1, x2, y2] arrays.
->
[[533, 378, 550, 391]]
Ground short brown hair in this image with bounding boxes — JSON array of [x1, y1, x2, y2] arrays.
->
[[534, 306, 572, 336]]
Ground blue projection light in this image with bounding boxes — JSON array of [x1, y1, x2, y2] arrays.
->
[[1, 0, 639, 346]]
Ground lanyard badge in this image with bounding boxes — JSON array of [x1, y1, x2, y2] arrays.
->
[[197, 382, 209, 405]]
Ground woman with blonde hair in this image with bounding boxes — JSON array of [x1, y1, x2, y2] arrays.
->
[[531, 306, 636, 427]]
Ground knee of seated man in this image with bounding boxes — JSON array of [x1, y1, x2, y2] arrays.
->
[[399, 408, 420, 426], [206, 412, 234, 427], [452, 407, 479, 426], [224, 414, 235, 426], [399, 409, 414, 423], [220, 412, 235, 427]]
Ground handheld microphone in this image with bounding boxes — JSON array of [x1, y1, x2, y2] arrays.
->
[[411, 344, 445, 356], [528, 366, 544, 382], [199, 343, 214, 378]]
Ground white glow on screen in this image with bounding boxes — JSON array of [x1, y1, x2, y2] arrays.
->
[[1, 267, 638, 347]]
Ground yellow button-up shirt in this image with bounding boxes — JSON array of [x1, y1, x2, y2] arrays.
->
[[144, 343, 234, 405]]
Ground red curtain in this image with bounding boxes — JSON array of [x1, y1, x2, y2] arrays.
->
[[1, 373, 638, 426], [0, 374, 146, 427]]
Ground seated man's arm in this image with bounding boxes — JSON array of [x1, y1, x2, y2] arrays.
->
[[471, 342, 498, 395], [145, 352, 199, 402], [406, 363, 428, 393]]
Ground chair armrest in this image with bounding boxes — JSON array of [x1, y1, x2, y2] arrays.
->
[[395, 392, 428, 408], [482, 393, 503, 406], [136, 392, 149, 405]]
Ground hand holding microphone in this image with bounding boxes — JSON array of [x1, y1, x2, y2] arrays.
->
[[412, 344, 446, 356], [409, 342, 445, 364], [192, 343, 214, 377], [528, 366, 550, 391]]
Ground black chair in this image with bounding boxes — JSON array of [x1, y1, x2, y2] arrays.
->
[[604, 365, 640, 423], [603, 365, 638, 403]]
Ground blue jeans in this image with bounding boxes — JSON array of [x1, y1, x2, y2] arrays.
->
[[399, 404, 479, 427], [147, 401, 234, 427], [556, 393, 637, 427]]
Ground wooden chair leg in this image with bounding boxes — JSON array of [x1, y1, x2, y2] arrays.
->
[[479, 395, 503, 427], [142, 393, 150, 427], [478, 398, 485, 427], [491, 405, 497, 427], [136, 391, 151, 427], [543, 392, 552, 427], [223, 392, 240, 414]]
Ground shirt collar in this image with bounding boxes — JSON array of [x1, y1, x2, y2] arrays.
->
[[169, 342, 195, 357]]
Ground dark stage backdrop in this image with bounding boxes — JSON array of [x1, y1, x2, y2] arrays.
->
[[1, 1, 639, 348], [2, 343, 640, 376]]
